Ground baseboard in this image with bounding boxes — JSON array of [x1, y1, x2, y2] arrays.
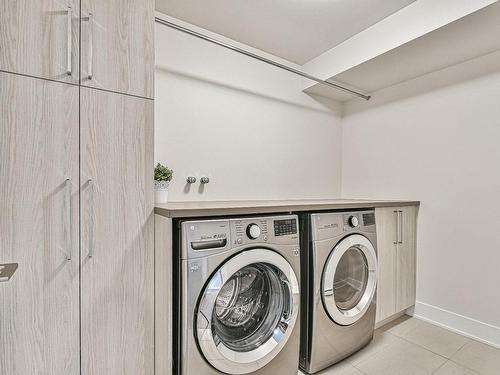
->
[[375, 310, 407, 329], [412, 301, 500, 349]]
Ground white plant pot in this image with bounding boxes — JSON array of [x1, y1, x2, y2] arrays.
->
[[154, 181, 170, 204]]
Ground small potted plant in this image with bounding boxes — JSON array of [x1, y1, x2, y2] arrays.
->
[[154, 163, 173, 204]]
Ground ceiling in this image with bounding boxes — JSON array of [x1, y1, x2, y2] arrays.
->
[[155, 0, 416, 65], [331, 1, 500, 93]]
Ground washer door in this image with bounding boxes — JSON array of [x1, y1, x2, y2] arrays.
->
[[196, 249, 299, 375], [322, 234, 377, 326]]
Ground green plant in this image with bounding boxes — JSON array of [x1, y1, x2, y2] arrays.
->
[[154, 163, 173, 182]]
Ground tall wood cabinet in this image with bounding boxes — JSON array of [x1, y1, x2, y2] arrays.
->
[[80, 88, 154, 375], [0, 0, 154, 373], [0, 72, 80, 375], [375, 206, 418, 323]]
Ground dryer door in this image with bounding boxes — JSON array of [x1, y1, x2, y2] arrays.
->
[[196, 249, 299, 375], [322, 234, 377, 326]]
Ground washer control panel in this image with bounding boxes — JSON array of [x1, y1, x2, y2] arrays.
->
[[182, 215, 299, 259], [231, 215, 298, 246]]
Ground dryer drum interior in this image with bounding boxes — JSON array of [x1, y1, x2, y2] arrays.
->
[[322, 234, 377, 326], [333, 248, 369, 311]]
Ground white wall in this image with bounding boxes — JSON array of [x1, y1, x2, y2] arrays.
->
[[341, 54, 500, 346], [155, 15, 343, 201]]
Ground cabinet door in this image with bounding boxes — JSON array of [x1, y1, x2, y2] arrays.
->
[[80, 0, 154, 98], [0, 72, 79, 374], [0, 0, 80, 84], [375, 207, 398, 323], [396, 206, 417, 311], [80, 87, 154, 375]]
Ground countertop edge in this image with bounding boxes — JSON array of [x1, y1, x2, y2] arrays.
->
[[154, 200, 420, 218]]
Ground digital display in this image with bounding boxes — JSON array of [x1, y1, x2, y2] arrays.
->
[[274, 219, 297, 236]]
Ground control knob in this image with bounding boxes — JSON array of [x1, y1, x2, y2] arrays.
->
[[246, 224, 261, 239], [348, 216, 359, 228]]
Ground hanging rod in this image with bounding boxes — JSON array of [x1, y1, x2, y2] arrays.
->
[[155, 17, 371, 101]]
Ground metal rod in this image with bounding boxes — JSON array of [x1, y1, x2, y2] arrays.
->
[[155, 17, 371, 101]]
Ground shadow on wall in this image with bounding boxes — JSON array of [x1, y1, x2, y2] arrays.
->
[[155, 66, 342, 116], [344, 49, 500, 115]]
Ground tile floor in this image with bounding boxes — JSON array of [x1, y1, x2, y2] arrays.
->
[[299, 316, 500, 375]]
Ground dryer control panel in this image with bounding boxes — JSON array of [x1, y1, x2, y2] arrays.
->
[[312, 210, 376, 241]]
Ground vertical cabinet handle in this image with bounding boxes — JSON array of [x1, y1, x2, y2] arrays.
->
[[66, 7, 72, 76], [65, 179, 72, 260], [88, 179, 94, 257], [398, 210, 404, 244], [393, 210, 399, 245], [86, 13, 93, 80]]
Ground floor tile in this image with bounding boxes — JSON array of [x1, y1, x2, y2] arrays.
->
[[347, 330, 404, 366], [379, 316, 422, 337], [355, 336, 446, 375], [433, 361, 480, 375], [451, 340, 500, 375], [298, 361, 364, 375], [400, 320, 470, 358], [319, 362, 365, 375]]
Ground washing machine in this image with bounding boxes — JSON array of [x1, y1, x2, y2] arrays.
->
[[299, 210, 378, 374], [175, 215, 301, 375]]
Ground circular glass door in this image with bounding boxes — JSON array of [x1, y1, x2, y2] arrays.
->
[[322, 234, 377, 326], [196, 249, 299, 375]]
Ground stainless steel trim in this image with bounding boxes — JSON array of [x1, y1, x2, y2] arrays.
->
[[65, 178, 72, 261], [398, 210, 403, 244], [0, 263, 19, 282], [196, 248, 300, 374], [322, 234, 377, 326], [66, 6, 72, 76], [154, 16, 371, 101], [88, 179, 94, 257]]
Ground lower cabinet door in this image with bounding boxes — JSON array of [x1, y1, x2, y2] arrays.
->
[[80, 87, 154, 375], [396, 206, 417, 312], [0, 72, 80, 374], [375, 207, 398, 323]]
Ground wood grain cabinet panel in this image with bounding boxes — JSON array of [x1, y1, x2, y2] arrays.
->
[[0, 72, 80, 374], [80, 87, 154, 375], [396, 206, 417, 312], [155, 215, 173, 375], [80, 0, 154, 98], [0, 0, 80, 84], [375, 206, 418, 323], [375, 207, 398, 323]]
